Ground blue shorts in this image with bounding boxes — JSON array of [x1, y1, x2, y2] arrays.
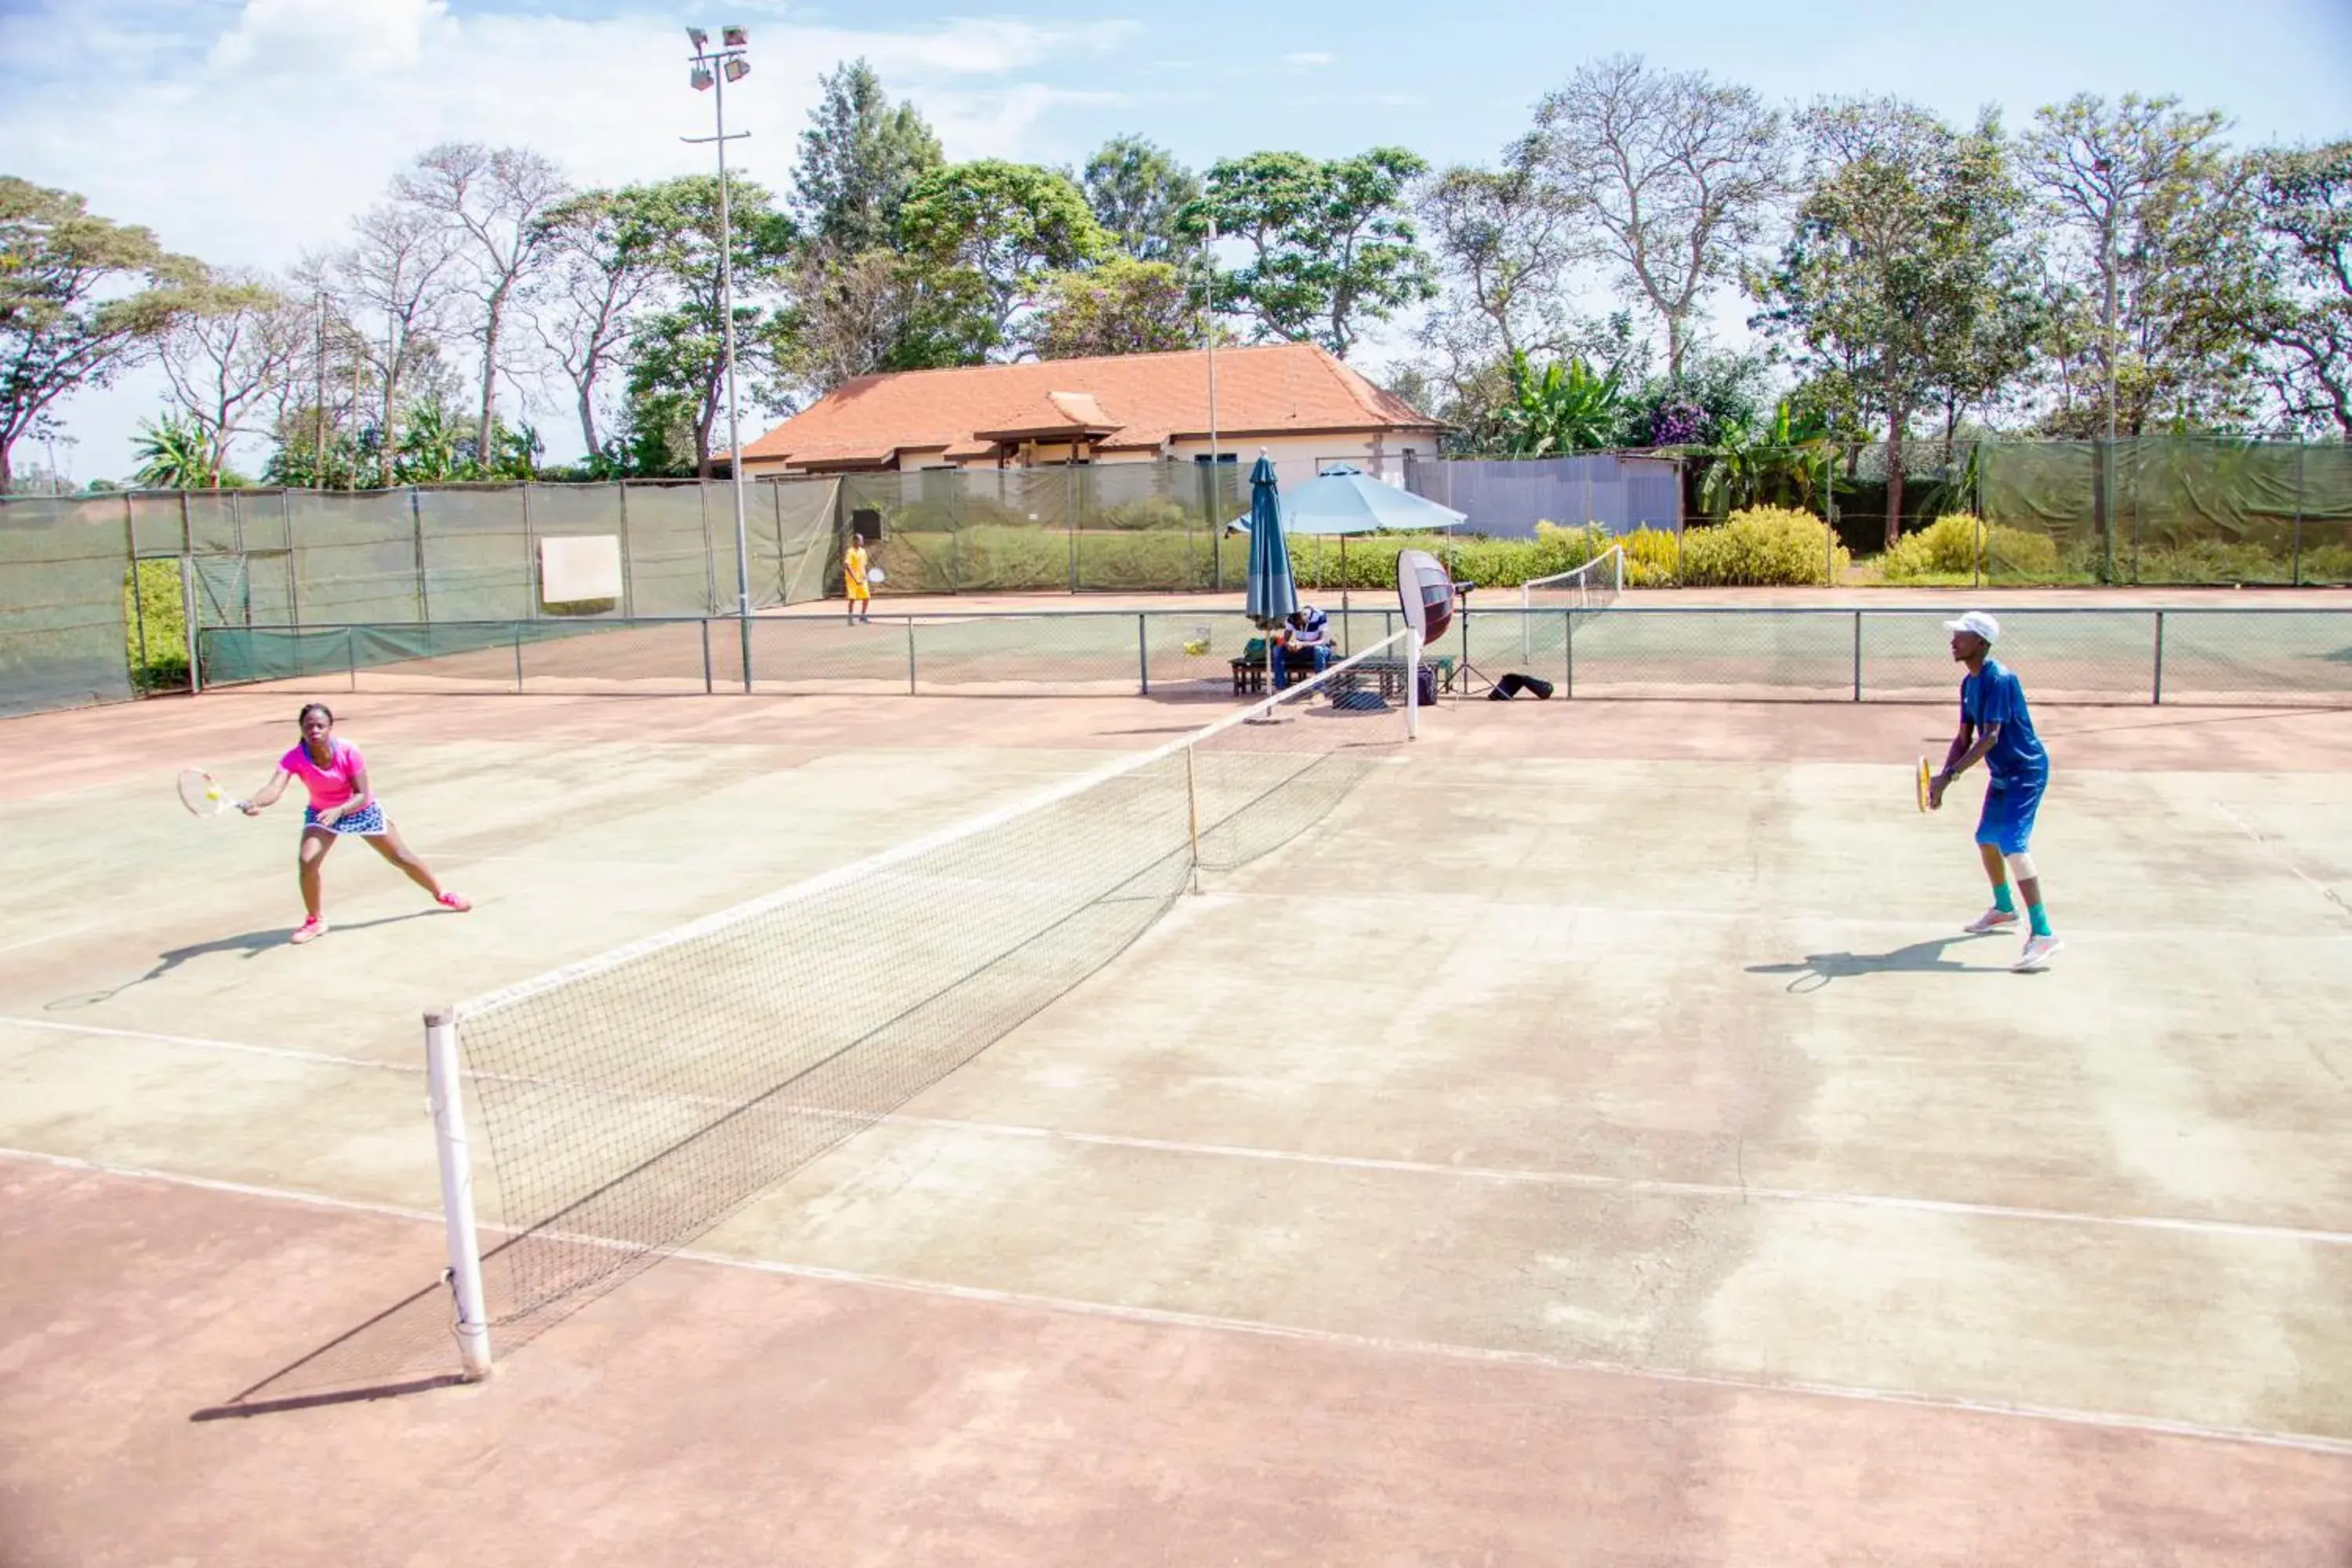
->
[[304, 800, 389, 837], [1974, 775, 2045, 856]]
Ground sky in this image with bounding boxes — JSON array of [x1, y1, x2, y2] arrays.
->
[[5, 0, 2349, 482]]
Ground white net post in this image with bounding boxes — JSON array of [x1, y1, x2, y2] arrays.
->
[[1406, 626, 1422, 740], [424, 1007, 494, 1380], [1183, 745, 1202, 893]]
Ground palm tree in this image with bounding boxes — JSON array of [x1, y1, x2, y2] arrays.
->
[[132, 412, 215, 489]]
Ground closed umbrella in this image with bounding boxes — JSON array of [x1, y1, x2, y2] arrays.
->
[[1243, 453, 1298, 629]]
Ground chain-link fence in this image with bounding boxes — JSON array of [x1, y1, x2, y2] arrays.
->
[[191, 604, 2352, 708]]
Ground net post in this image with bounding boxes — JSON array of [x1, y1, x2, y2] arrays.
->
[[423, 1007, 493, 1381], [2151, 609, 2165, 706], [1183, 744, 1202, 892], [1406, 626, 1421, 740]]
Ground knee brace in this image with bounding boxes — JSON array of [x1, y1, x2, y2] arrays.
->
[[2005, 851, 2038, 884]]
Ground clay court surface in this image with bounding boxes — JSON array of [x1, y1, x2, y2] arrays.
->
[[4, 662, 2351, 1564]]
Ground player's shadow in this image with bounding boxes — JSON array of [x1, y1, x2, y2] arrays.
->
[[1747, 934, 2019, 993], [44, 912, 441, 1011]]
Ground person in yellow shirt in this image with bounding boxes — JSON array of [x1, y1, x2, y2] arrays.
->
[[843, 532, 873, 624]]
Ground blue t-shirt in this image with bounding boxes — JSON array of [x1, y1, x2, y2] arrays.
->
[[1961, 659, 2048, 786]]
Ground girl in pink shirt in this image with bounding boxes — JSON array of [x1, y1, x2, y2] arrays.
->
[[241, 702, 470, 944]]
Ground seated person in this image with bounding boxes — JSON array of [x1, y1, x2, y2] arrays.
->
[[1271, 603, 1333, 689]]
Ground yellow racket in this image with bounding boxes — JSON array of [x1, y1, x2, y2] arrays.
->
[[1915, 756, 1933, 813]]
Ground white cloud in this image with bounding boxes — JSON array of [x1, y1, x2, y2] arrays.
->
[[0, 0, 1143, 474]]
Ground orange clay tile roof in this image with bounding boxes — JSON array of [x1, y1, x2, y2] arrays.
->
[[739, 343, 1437, 469]]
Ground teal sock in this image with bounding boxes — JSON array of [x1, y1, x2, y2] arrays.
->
[[1991, 883, 2016, 915], [2028, 903, 2051, 938]]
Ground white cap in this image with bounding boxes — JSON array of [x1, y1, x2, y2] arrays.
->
[[1943, 609, 1999, 644]]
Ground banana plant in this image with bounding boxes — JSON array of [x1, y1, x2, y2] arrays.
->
[[132, 412, 216, 489], [1679, 398, 1838, 517], [1497, 350, 1627, 457]]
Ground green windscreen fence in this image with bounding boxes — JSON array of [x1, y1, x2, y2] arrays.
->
[[1, 495, 132, 718], [1979, 439, 2352, 585]]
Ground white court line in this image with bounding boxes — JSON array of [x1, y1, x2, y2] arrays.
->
[[2213, 800, 2352, 922], [0, 925, 95, 958], [7, 1143, 2351, 1461], [6, 1012, 2350, 1250]]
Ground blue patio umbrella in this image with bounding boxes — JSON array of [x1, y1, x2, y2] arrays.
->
[[1243, 453, 1298, 628], [1232, 466, 1466, 616]]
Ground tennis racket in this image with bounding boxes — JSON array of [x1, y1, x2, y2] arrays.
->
[[867, 565, 887, 586], [1915, 756, 1933, 813], [177, 768, 248, 817]]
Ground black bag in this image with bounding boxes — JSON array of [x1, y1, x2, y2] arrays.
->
[[1487, 672, 1556, 701]]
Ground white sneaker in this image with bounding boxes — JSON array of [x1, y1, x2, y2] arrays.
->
[[1965, 908, 2020, 935], [2013, 935, 2063, 971]]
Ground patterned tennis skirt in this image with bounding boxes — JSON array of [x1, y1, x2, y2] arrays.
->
[[303, 800, 389, 837]]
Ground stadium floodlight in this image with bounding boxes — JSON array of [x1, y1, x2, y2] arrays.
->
[[690, 63, 713, 90], [686, 25, 709, 47], [682, 20, 755, 688], [722, 25, 748, 45], [723, 56, 749, 82]]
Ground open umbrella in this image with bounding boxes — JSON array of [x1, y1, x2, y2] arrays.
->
[[1232, 466, 1466, 619], [1243, 453, 1298, 629]]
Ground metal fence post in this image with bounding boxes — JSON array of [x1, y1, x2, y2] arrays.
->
[[615, 481, 633, 616], [700, 617, 713, 694], [1852, 608, 1863, 702], [347, 626, 358, 693], [906, 617, 918, 695], [2151, 609, 2165, 706], [513, 622, 524, 695], [2292, 443, 2307, 586], [1137, 613, 1150, 695], [411, 488, 430, 620], [180, 555, 201, 695], [739, 615, 753, 694], [1563, 609, 1575, 699]]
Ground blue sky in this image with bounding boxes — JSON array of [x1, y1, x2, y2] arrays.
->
[[4, 0, 2348, 479]]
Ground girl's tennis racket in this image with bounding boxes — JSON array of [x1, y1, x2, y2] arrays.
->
[[178, 768, 248, 817], [1915, 756, 1933, 813]]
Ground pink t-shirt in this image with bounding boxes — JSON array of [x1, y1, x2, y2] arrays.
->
[[280, 738, 367, 810]]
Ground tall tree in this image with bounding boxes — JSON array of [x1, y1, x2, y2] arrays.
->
[[1080, 136, 1201, 262], [2249, 140, 2352, 436], [896, 160, 1109, 361], [1751, 100, 2033, 545], [1187, 147, 1435, 358], [778, 245, 924, 394], [0, 177, 201, 488], [528, 187, 669, 462], [1031, 256, 1199, 358], [329, 203, 463, 486], [622, 174, 796, 477], [2024, 93, 2264, 435], [157, 271, 310, 488], [1531, 56, 1785, 382], [791, 60, 943, 253], [394, 143, 568, 468]]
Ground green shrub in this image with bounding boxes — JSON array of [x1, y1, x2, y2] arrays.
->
[[1679, 506, 1849, 586], [2299, 543, 2352, 583], [2129, 538, 2296, 584], [1882, 513, 2061, 583], [1100, 495, 1195, 532], [124, 559, 189, 691]]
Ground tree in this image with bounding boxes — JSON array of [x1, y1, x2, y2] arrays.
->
[[1531, 56, 1785, 382], [1495, 352, 1626, 456], [1751, 100, 2034, 546], [1187, 148, 1435, 358], [157, 272, 310, 488], [529, 187, 669, 460], [620, 174, 795, 477], [1417, 151, 1586, 365], [2024, 93, 2265, 435], [394, 143, 568, 468], [0, 177, 201, 488], [2249, 140, 2352, 435], [778, 244, 925, 395], [791, 60, 942, 254], [328, 202, 463, 485], [1080, 136, 1201, 262], [1031, 256, 1198, 358], [132, 411, 219, 489], [896, 160, 1108, 361]]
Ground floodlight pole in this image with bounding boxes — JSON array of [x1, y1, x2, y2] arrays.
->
[[684, 26, 756, 688]]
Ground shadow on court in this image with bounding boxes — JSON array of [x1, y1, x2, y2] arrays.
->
[[1747, 933, 2023, 993], [44, 912, 441, 1011]]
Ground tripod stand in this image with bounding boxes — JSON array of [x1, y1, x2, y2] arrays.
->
[[1447, 582, 1495, 695]]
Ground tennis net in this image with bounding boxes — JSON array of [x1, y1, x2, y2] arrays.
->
[[1520, 545, 1624, 616], [423, 628, 1422, 1374]]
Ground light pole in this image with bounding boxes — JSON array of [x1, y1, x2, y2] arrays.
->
[[686, 24, 755, 688], [2093, 155, 2119, 583]]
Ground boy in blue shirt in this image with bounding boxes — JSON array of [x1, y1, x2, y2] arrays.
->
[[1926, 611, 2061, 971]]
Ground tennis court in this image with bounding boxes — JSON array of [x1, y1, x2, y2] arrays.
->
[[2, 649, 2350, 1563]]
